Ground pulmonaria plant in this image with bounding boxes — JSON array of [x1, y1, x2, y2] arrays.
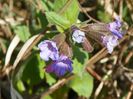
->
[[38, 40, 73, 77], [38, 17, 124, 76]]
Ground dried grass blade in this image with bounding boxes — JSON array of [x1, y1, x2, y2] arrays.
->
[[4, 35, 20, 67]]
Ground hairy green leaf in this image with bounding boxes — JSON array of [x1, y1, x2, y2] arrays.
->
[[14, 25, 31, 42], [69, 72, 93, 98], [54, 0, 79, 24], [22, 54, 45, 86], [72, 46, 89, 75], [45, 73, 56, 85], [45, 11, 70, 29]]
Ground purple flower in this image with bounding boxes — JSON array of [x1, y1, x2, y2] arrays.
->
[[72, 30, 85, 43], [108, 17, 123, 39], [102, 35, 118, 53], [38, 40, 59, 61], [45, 55, 73, 76]]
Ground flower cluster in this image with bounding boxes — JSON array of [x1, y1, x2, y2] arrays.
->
[[72, 17, 123, 53], [38, 40, 73, 76], [102, 17, 123, 53]]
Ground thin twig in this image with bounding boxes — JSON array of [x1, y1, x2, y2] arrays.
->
[[80, 6, 96, 12], [125, 50, 133, 64], [119, 0, 123, 20], [78, 1, 101, 23], [86, 66, 102, 81], [126, 84, 133, 99], [85, 48, 108, 66]]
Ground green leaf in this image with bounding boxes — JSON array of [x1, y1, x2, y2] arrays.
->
[[53, 0, 79, 24], [45, 11, 70, 29], [72, 46, 89, 75], [45, 73, 56, 85], [69, 46, 93, 97], [36, 11, 48, 28], [53, 0, 67, 12], [69, 72, 93, 98], [22, 54, 45, 86], [40, 0, 50, 11], [39, 0, 54, 11], [16, 80, 25, 92], [14, 25, 31, 42], [46, 0, 79, 32]]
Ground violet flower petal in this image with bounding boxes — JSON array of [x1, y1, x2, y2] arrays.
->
[[108, 17, 123, 39], [46, 55, 73, 76], [102, 35, 118, 53], [38, 40, 59, 61]]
